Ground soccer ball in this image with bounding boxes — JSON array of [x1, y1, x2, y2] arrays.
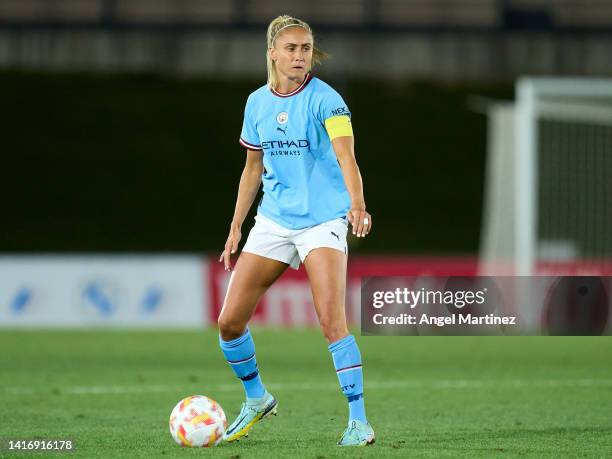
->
[[169, 395, 227, 447]]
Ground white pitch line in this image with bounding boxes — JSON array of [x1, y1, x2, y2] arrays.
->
[[3, 379, 612, 396]]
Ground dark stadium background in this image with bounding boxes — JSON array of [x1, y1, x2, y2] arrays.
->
[[3, 0, 609, 255], [1, 74, 509, 254]]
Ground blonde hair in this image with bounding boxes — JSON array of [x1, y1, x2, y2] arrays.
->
[[266, 15, 329, 90]]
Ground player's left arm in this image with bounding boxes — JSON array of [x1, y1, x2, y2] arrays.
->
[[328, 117, 372, 238]]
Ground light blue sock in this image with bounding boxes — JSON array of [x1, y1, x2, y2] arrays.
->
[[329, 334, 367, 424], [219, 328, 266, 399]]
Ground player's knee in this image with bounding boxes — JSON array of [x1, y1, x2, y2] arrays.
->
[[217, 315, 246, 341]]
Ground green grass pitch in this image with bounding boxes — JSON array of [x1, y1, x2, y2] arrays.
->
[[1, 329, 612, 457]]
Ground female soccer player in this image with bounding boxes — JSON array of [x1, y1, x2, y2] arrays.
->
[[217, 15, 374, 447]]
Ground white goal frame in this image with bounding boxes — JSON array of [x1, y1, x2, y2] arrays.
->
[[515, 77, 612, 275]]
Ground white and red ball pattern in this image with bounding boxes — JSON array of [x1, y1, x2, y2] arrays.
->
[[169, 395, 227, 447]]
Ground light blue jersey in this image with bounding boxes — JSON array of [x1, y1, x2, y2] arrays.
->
[[239, 74, 351, 230]]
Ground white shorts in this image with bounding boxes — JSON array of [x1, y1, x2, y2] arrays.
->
[[241, 214, 349, 270]]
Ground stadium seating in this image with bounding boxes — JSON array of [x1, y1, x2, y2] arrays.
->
[[1, 0, 611, 29]]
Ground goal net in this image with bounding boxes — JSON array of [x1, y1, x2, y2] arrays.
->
[[480, 78, 612, 276]]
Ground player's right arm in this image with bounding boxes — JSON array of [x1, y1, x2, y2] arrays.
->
[[219, 149, 264, 271]]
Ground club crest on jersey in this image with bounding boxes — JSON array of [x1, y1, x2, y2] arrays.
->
[[276, 112, 289, 124]]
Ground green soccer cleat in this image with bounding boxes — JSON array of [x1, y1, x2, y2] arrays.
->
[[337, 420, 376, 446], [223, 391, 278, 442]]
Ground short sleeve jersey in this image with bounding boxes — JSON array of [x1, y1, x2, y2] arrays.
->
[[239, 74, 351, 230]]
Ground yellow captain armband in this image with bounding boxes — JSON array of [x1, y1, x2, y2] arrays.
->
[[324, 115, 353, 140]]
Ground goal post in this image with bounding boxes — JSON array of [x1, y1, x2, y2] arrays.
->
[[480, 77, 612, 276]]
